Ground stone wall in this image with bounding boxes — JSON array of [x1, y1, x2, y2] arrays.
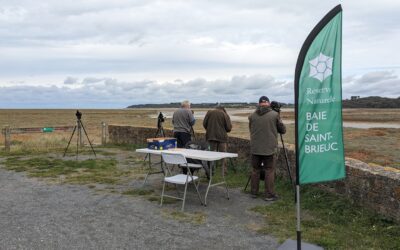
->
[[108, 125, 400, 222]]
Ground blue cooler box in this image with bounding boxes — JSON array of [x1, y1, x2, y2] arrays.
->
[[147, 137, 177, 150]]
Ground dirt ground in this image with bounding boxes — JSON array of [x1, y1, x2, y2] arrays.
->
[[0, 149, 279, 250]]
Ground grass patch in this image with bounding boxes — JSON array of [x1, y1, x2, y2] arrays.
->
[[147, 195, 178, 204], [210, 158, 251, 188], [122, 186, 179, 205], [122, 188, 154, 196], [3, 157, 130, 185], [95, 150, 118, 156], [162, 209, 207, 224], [251, 179, 400, 249], [100, 143, 146, 151]]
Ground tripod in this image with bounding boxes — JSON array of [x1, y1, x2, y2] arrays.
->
[[155, 112, 166, 137], [190, 126, 196, 141], [155, 123, 165, 138], [244, 133, 294, 193], [63, 110, 96, 159]]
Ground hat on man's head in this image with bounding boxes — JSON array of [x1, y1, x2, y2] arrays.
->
[[259, 96, 270, 103]]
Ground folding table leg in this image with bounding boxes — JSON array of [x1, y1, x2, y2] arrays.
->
[[160, 180, 166, 206], [221, 165, 230, 200], [204, 163, 213, 206], [229, 158, 237, 173], [143, 155, 165, 187], [191, 175, 203, 205], [181, 177, 189, 212], [244, 174, 251, 191], [142, 154, 152, 186]]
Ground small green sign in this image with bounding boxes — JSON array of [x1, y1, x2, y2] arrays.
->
[[42, 127, 54, 133]]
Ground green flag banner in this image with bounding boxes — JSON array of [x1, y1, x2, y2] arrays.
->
[[294, 5, 345, 184]]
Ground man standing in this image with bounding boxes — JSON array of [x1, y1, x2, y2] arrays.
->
[[172, 100, 196, 148], [249, 96, 286, 201], [203, 105, 232, 174]]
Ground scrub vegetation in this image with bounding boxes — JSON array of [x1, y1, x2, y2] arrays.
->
[[251, 179, 400, 249], [194, 160, 400, 249]]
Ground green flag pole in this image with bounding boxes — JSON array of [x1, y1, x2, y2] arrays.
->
[[294, 5, 344, 249]]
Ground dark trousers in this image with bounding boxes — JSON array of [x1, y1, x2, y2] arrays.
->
[[208, 140, 228, 172], [173, 132, 192, 148], [251, 154, 276, 197]]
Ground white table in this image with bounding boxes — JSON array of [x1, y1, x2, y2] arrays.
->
[[136, 148, 238, 205]]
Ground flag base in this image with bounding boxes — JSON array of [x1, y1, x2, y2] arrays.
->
[[278, 239, 324, 250]]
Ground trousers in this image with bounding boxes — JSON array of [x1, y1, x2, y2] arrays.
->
[[250, 154, 276, 197], [208, 140, 228, 173]]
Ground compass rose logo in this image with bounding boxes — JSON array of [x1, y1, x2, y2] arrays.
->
[[309, 53, 333, 82]]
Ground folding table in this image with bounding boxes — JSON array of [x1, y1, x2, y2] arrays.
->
[[136, 148, 238, 205]]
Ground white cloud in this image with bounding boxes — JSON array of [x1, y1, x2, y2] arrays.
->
[[343, 71, 400, 99], [64, 76, 79, 85], [1, 70, 399, 108], [0, 1, 399, 107]]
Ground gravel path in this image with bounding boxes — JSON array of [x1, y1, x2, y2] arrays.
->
[[0, 153, 278, 250]]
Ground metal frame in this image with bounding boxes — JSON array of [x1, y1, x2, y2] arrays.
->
[[160, 152, 203, 211]]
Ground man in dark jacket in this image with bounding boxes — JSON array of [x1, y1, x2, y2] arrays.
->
[[203, 105, 232, 174], [248, 96, 286, 201]]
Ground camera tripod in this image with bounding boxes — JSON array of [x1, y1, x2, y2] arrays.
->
[[63, 110, 96, 159], [155, 112, 166, 137], [244, 133, 294, 193], [190, 126, 196, 141]]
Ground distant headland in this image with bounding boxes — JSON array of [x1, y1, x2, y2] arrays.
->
[[127, 96, 400, 109]]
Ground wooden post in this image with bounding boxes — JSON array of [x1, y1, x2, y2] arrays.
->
[[4, 125, 11, 152], [101, 122, 107, 145]]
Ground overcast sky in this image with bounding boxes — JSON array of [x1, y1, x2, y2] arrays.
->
[[0, 0, 399, 108]]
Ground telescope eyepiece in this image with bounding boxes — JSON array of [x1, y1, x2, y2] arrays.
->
[[270, 101, 282, 113], [76, 110, 82, 120]]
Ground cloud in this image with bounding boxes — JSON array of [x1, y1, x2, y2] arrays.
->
[[1, 70, 399, 108], [343, 71, 400, 98], [82, 77, 106, 85], [355, 71, 397, 84], [0, 74, 293, 108], [0, 1, 399, 107], [64, 76, 79, 84]]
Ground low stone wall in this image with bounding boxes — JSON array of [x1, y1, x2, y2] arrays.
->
[[108, 125, 400, 222]]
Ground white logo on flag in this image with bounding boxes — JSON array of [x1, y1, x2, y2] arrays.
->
[[309, 53, 333, 82]]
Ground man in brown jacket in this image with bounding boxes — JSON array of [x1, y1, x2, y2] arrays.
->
[[249, 96, 286, 201], [203, 105, 232, 174]]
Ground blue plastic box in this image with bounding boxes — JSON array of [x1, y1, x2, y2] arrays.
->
[[147, 137, 177, 150]]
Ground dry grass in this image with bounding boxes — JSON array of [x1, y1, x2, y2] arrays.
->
[[0, 108, 399, 168], [342, 108, 400, 122], [161, 209, 207, 224], [227, 108, 400, 123]]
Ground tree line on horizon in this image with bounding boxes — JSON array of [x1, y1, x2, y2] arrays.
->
[[127, 96, 400, 109]]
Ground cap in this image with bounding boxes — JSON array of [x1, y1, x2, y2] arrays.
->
[[259, 96, 270, 103]]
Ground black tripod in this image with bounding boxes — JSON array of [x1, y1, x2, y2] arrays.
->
[[155, 112, 166, 137], [63, 110, 96, 159], [190, 126, 196, 141]]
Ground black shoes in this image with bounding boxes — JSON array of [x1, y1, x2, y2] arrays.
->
[[264, 195, 279, 201]]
